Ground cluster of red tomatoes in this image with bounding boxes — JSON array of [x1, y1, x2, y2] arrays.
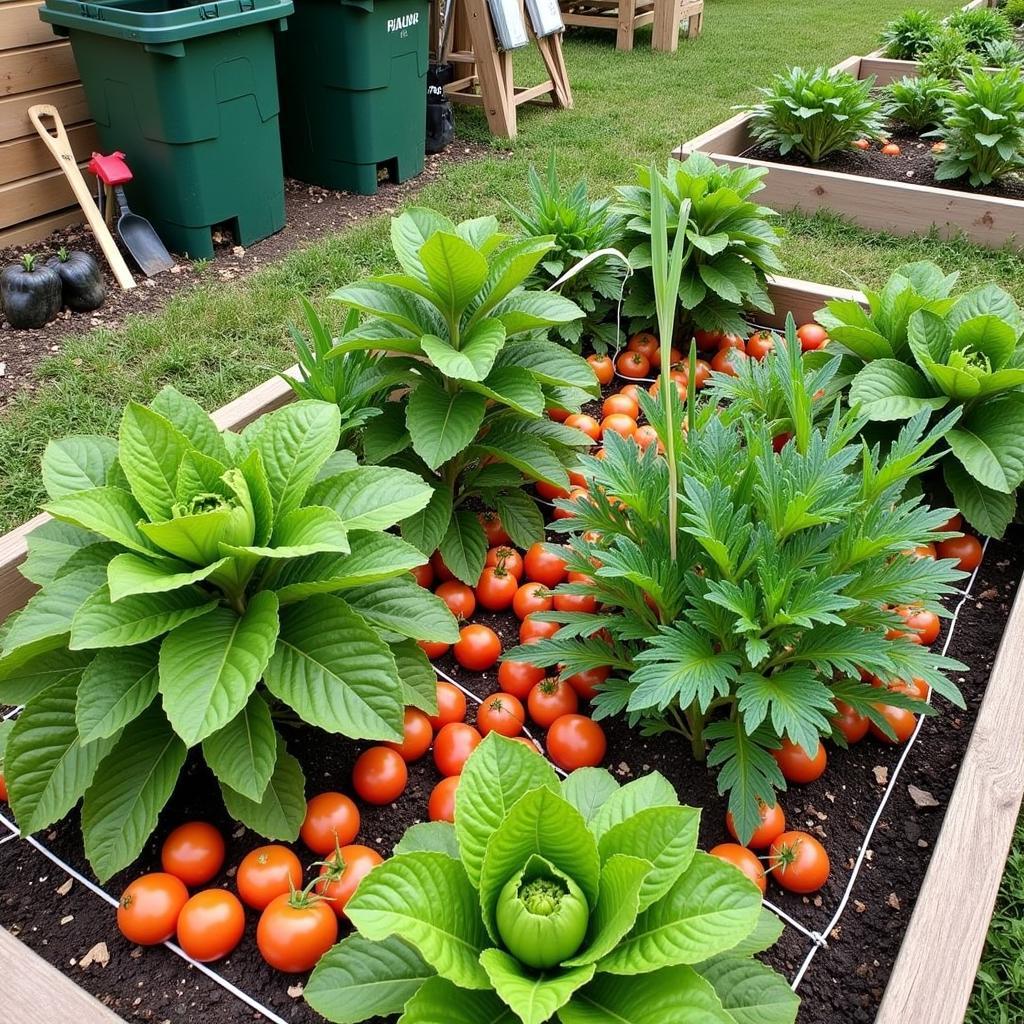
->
[[853, 138, 902, 156]]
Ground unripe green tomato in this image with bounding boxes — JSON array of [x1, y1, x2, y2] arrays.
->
[[495, 869, 589, 969]]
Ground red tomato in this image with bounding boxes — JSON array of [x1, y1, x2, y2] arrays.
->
[[601, 413, 638, 440], [894, 605, 941, 646], [831, 701, 869, 744], [476, 692, 525, 737], [587, 354, 614, 385], [524, 543, 568, 588], [176, 889, 246, 962], [634, 425, 661, 452], [769, 831, 830, 893], [709, 843, 767, 894], [796, 324, 828, 351], [520, 614, 560, 642], [160, 822, 225, 888], [430, 550, 455, 582], [603, 393, 640, 419], [691, 359, 712, 390], [0, 772, 7, 803], [717, 333, 746, 352], [546, 714, 606, 770], [237, 845, 303, 910], [513, 581, 553, 620], [726, 800, 786, 850], [887, 676, 930, 700], [852, 138, 871, 150], [649, 376, 686, 400], [660, 346, 683, 369], [429, 681, 467, 730], [553, 486, 590, 521], [565, 413, 602, 441], [453, 624, 501, 671], [434, 722, 482, 776], [435, 580, 476, 620], [352, 746, 408, 805], [257, 892, 338, 973], [428, 776, 460, 823], [117, 873, 189, 946], [547, 405, 570, 423], [300, 792, 361, 855], [536, 479, 570, 501], [619, 383, 643, 402], [564, 665, 610, 701], [553, 590, 597, 615], [881, 142, 901, 156], [772, 432, 792, 453], [527, 679, 579, 727], [478, 511, 511, 546], [870, 704, 917, 744], [486, 546, 523, 580], [411, 562, 434, 588], [417, 639, 449, 660], [498, 657, 545, 699], [475, 566, 518, 612], [772, 739, 827, 784], [694, 327, 723, 351], [384, 708, 434, 763], [711, 348, 746, 377], [937, 512, 962, 533], [617, 351, 651, 379], [903, 542, 937, 559], [316, 844, 383, 920], [627, 331, 659, 363], [937, 534, 983, 572], [746, 330, 775, 360]]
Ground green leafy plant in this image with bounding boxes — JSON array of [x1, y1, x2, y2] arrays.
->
[[918, 28, 977, 79], [882, 74, 952, 131], [982, 38, 1024, 69], [817, 261, 1024, 537], [505, 325, 967, 842], [744, 66, 886, 162], [305, 733, 799, 1024], [327, 208, 599, 586], [613, 153, 785, 337], [948, 6, 1013, 52], [0, 388, 458, 880], [879, 8, 943, 59], [927, 68, 1024, 185], [1005, 0, 1024, 27], [506, 156, 628, 355]]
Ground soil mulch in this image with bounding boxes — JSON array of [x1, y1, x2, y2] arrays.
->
[[0, 143, 492, 408], [747, 135, 1024, 202]]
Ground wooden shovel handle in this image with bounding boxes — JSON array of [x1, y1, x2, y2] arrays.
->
[[28, 104, 136, 291]]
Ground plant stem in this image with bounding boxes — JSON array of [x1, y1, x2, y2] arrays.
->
[[686, 702, 706, 760]]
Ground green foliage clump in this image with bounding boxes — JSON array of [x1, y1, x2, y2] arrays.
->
[[745, 66, 886, 162], [880, 8, 943, 59], [507, 156, 628, 355], [0, 390, 459, 880], [918, 28, 977, 79], [817, 260, 1024, 536], [882, 74, 952, 130], [1005, 0, 1024, 26], [948, 6, 1014, 52], [982, 38, 1024, 69], [929, 67, 1024, 185], [305, 733, 799, 1024]]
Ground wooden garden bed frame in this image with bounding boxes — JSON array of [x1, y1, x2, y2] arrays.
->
[[673, 53, 1024, 250], [1, 278, 1023, 1022]]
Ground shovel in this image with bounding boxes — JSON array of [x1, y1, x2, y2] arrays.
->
[[88, 152, 175, 277]]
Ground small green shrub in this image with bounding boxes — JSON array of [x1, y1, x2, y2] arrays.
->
[[948, 6, 1013, 52], [1006, 0, 1024, 26], [982, 38, 1024, 69], [880, 8, 943, 59], [744, 66, 886, 162], [882, 74, 952, 131], [918, 28, 978, 80]]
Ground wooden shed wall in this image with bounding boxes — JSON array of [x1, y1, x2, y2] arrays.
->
[[0, 0, 95, 248]]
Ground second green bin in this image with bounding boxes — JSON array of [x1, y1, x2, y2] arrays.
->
[[276, 0, 429, 196]]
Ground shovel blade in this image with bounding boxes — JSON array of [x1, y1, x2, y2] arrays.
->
[[117, 212, 175, 276]]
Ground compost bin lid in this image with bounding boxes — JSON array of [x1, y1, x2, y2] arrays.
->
[[39, 0, 293, 45]]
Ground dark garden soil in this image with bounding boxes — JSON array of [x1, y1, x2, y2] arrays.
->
[[0, 142, 493, 407], [1, 383, 1021, 1024], [746, 136, 1024, 201]]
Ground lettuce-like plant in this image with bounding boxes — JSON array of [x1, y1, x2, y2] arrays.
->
[[744, 66, 886, 162], [879, 8, 943, 59], [305, 733, 798, 1024], [816, 261, 1024, 536], [947, 6, 1013, 52], [614, 153, 785, 337], [329, 209, 597, 586], [0, 388, 458, 879], [982, 38, 1024, 70], [505, 325, 967, 843], [882, 74, 952, 131]]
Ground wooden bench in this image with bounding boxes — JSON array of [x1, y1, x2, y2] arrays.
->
[[558, 0, 703, 52]]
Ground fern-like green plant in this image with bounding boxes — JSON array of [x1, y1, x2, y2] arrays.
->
[[1006, 0, 1024, 27], [880, 8, 943, 59], [948, 6, 1013, 52], [918, 28, 977, 79], [882, 74, 952, 131]]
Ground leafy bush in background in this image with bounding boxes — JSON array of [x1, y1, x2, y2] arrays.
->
[[1006, 0, 1024, 27], [918, 28, 977, 79], [882, 74, 952, 131], [948, 6, 1014, 52], [982, 38, 1024, 69], [880, 8, 943, 59]]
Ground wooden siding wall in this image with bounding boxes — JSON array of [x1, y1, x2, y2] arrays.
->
[[0, 0, 94, 247]]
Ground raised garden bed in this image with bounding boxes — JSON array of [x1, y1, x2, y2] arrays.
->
[[675, 55, 1024, 250], [2, 273, 1023, 1024]]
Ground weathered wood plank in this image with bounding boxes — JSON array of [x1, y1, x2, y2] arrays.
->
[[0, 1, 54, 51], [0, 120, 96, 185], [0, 81, 88, 142], [0, 203, 80, 245], [0, 39, 78, 95], [0, 164, 92, 229]]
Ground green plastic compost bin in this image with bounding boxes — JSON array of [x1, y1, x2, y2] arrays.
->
[[275, 0, 428, 196], [39, 0, 293, 258]]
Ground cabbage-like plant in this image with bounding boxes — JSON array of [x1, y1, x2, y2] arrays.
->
[[305, 734, 799, 1024], [879, 8, 943, 59], [744, 66, 886, 162], [882, 74, 952, 131], [816, 261, 1024, 536], [947, 6, 1013, 52], [982, 38, 1024, 69], [0, 389, 458, 879], [613, 153, 785, 337], [328, 209, 597, 585]]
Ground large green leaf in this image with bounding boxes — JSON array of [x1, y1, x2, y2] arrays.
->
[[310, 466, 433, 532], [264, 595, 405, 740], [491, 291, 585, 336], [947, 397, 1024, 494], [826, 325, 894, 361], [455, 733, 560, 888], [406, 380, 487, 471], [480, 948, 596, 1024], [202, 691, 278, 802], [493, 491, 545, 550], [76, 644, 159, 742], [106, 552, 231, 602], [346, 852, 491, 990], [389, 207, 457, 283], [225, 506, 349, 559], [158, 592, 279, 746], [495, 337, 599, 391], [597, 853, 761, 975], [561, 769, 621, 826], [0, 648, 91, 705], [306, 934, 436, 1024], [391, 638, 440, 714], [343, 578, 461, 643], [81, 704, 187, 881], [394, 821, 461, 858], [944, 458, 1016, 538], [951, 315, 1018, 369], [220, 733, 306, 840], [590, 772, 678, 840], [439, 510, 489, 586], [419, 231, 489, 315], [150, 385, 230, 463], [44, 486, 158, 556], [399, 977, 516, 1024], [7, 677, 120, 834], [118, 403, 191, 521], [42, 435, 119, 500], [848, 361, 947, 421], [402, 485, 453, 558], [696, 957, 799, 1024], [20, 519, 103, 587], [464, 367, 545, 417], [332, 280, 444, 337], [926, 361, 982, 400], [70, 586, 217, 650]]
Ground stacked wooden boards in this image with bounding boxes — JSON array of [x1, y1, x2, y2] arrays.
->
[[0, 0, 95, 247]]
